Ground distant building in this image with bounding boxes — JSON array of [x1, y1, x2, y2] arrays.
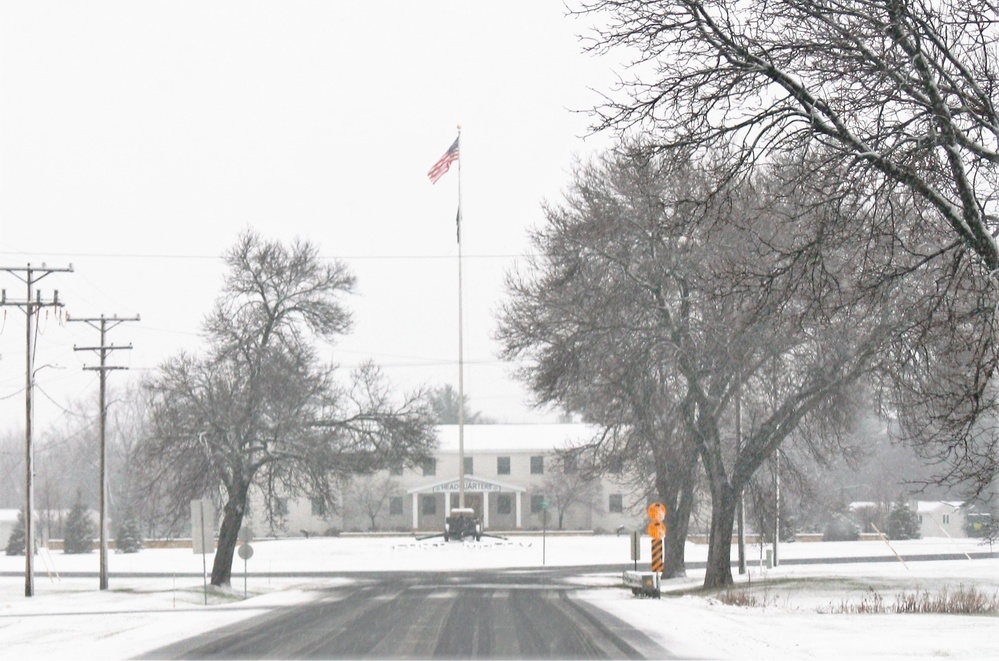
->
[[242, 424, 646, 537], [916, 501, 966, 538], [849, 500, 969, 538], [0, 509, 18, 548]]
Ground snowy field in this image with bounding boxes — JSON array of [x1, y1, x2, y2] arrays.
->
[[0, 534, 996, 659]]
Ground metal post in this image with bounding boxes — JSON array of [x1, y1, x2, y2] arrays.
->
[[456, 125, 466, 511], [773, 450, 780, 567]]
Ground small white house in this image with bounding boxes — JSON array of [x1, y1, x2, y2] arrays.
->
[[917, 501, 966, 538]]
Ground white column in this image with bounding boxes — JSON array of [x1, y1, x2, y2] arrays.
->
[[515, 492, 522, 528], [483, 491, 490, 529], [412, 493, 419, 530], [444, 492, 451, 518]]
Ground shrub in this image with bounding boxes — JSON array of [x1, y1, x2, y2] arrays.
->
[[823, 514, 859, 541], [113, 517, 143, 553], [829, 586, 998, 614]]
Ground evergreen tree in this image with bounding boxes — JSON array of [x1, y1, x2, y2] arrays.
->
[[5, 510, 29, 556], [823, 503, 860, 541], [886, 501, 921, 540], [113, 516, 143, 553], [64, 490, 95, 554]]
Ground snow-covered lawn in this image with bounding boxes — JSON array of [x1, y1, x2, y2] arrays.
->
[[0, 535, 995, 659]]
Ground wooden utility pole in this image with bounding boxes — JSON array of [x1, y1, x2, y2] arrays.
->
[[70, 314, 139, 591], [0, 263, 73, 598]]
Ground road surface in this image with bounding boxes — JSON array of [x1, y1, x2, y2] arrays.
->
[[141, 568, 670, 659]]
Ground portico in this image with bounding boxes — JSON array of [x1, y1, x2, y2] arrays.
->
[[408, 476, 526, 530]]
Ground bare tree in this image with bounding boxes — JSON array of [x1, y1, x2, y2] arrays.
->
[[541, 452, 603, 530], [344, 474, 401, 531], [582, 0, 999, 269], [143, 231, 436, 587], [499, 146, 709, 576], [579, 0, 999, 497], [501, 144, 896, 586]]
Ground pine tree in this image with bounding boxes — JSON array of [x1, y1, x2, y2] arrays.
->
[[113, 516, 143, 553], [5, 510, 29, 556], [64, 490, 95, 554], [886, 501, 921, 540]]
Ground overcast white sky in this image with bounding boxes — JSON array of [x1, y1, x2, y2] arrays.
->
[[0, 2, 620, 431]]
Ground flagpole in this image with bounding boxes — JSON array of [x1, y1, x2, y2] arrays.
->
[[456, 124, 466, 511]]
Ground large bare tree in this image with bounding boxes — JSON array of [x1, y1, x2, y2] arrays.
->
[[501, 144, 912, 586], [143, 231, 436, 587], [579, 0, 999, 498]]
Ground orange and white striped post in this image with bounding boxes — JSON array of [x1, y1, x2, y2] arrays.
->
[[647, 502, 667, 574]]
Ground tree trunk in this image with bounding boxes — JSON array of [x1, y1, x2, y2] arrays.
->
[[662, 463, 697, 578], [703, 483, 738, 588], [211, 481, 249, 587]]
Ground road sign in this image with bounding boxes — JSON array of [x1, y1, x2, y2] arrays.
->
[[238, 543, 254, 560], [647, 502, 667, 522], [190, 500, 214, 555], [647, 520, 667, 539]]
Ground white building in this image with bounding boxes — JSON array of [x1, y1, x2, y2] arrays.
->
[[243, 424, 646, 537], [0, 509, 18, 549], [916, 501, 967, 538]]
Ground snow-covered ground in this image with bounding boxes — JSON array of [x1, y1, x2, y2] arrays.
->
[[0, 534, 995, 659]]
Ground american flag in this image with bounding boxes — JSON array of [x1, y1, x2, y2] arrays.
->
[[427, 137, 459, 184]]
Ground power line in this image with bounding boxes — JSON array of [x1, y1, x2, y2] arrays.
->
[[0, 250, 529, 261]]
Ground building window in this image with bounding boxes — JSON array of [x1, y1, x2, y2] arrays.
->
[[530, 455, 544, 475], [311, 498, 326, 517], [563, 454, 577, 474], [389, 464, 404, 476], [389, 496, 403, 516], [497, 456, 511, 475], [422, 458, 436, 476], [943, 514, 950, 524], [422, 495, 437, 516], [497, 494, 512, 515], [275, 498, 289, 516], [608, 456, 624, 474], [531, 494, 546, 513], [464, 456, 474, 476], [609, 494, 623, 513]]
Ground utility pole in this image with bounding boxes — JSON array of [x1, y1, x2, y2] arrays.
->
[[0, 263, 73, 598], [70, 313, 139, 591]]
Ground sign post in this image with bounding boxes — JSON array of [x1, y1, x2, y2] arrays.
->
[[540, 499, 551, 566], [238, 542, 253, 599], [646, 502, 667, 575], [191, 500, 213, 605], [630, 530, 641, 571]]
